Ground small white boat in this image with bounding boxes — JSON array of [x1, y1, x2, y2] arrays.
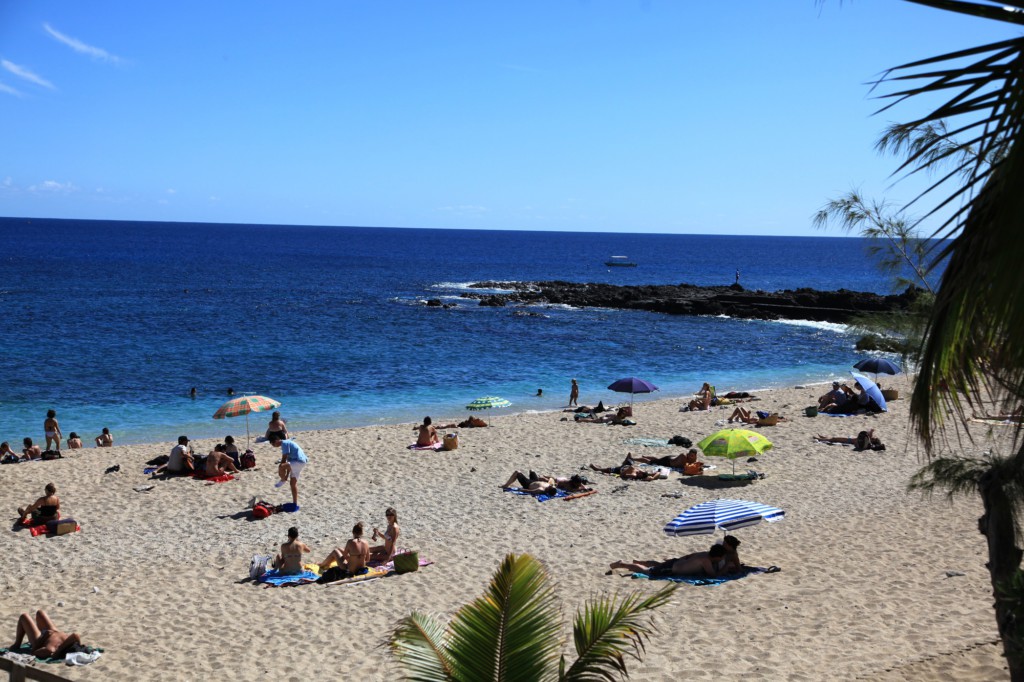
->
[[605, 256, 637, 267]]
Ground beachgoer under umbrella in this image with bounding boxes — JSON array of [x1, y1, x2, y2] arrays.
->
[[609, 545, 727, 578]]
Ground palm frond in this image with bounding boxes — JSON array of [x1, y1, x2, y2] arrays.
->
[[389, 612, 456, 682], [909, 454, 990, 497], [871, 10, 1024, 454], [561, 585, 676, 682], [445, 553, 562, 682], [903, 0, 1024, 25]]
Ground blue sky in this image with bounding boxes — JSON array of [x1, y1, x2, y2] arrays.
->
[[0, 1, 1011, 235]]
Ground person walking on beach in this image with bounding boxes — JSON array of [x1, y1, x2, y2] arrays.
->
[[270, 434, 307, 507], [569, 378, 579, 407], [43, 410, 61, 453]]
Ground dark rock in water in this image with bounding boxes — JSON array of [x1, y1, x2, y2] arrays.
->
[[442, 303, 457, 309], [462, 280, 921, 324], [425, 299, 443, 307], [512, 310, 546, 318]]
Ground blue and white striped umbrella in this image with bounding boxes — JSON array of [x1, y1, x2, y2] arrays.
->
[[663, 498, 785, 537]]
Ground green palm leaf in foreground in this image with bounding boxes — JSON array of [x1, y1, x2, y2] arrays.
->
[[388, 553, 675, 682]]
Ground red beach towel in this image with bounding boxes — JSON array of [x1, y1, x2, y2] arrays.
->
[[192, 473, 236, 483]]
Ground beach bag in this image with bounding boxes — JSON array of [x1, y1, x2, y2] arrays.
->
[[252, 502, 275, 520], [54, 519, 77, 536], [804, 406, 818, 417], [1, 453, 19, 464], [443, 433, 459, 451], [240, 450, 256, 469], [393, 551, 420, 574], [41, 450, 62, 461], [249, 555, 271, 580], [881, 389, 899, 401]]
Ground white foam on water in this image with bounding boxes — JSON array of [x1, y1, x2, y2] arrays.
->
[[430, 281, 521, 293], [769, 318, 850, 333]]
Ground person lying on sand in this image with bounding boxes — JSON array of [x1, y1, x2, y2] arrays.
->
[[318, 522, 370, 576], [274, 526, 311, 575], [501, 471, 559, 496], [205, 444, 240, 477], [588, 460, 662, 481], [458, 416, 488, 428], [814, 429, 886, 451], [609, 545, 726, 578], [18, 483, 60, 523], [501, 470, 591, 495], [630, 448, 699, 469], [369, 507, 400, 562], [974, 405, 1024, 422], [718, 535, 741, 573], [727, 406, 786, 425], [13, 610, 82, 659], [576, 407, 632, 424]]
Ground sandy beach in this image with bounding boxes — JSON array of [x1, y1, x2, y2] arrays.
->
[[0, 376, 1012, 680]]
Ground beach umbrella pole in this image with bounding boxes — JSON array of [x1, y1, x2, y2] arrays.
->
[[245, 412, 251, 449]]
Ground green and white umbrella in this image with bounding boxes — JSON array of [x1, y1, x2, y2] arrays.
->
[[466, 396, 511, 410]]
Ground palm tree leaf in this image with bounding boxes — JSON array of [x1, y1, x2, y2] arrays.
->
[[904, 0, 1024, 25], [445, 553, 562, 682], [389, 612, 456, 682], [561, 585, 676, 682]]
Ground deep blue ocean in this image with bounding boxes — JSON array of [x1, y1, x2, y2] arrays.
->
[[0, 217, 905, 445]]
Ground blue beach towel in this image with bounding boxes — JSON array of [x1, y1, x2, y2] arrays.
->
[[258, 569, 319, 586], [631, 565, 777, 586], [503, 487, 568, 502]]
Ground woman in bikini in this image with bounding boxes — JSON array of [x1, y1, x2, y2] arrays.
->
[[43, 409, 62, 452], [67, 432, 83, 449], [414, 417, 440, 447], [95, 428, 113, 447], [370, 508, 400, 562], [13, 610, 81, 659], [265, 412, 288, 441], [18, 483, 60, 524], [273, 526, 311, 575]]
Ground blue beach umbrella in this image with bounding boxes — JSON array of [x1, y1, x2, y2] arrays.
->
[[853, 357, 901, 383], [850, 371, 887, 412], [663, 498, 785, 537], [607, 376, 659, 409]]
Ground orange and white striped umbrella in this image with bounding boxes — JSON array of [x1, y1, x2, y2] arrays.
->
[[213, 395, 280, 419]]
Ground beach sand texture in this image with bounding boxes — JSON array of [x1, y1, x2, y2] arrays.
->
[[0, 376, 1012, 680]]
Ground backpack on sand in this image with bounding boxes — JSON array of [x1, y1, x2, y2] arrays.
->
[[249, 555, 271, 580], [240, 450, 256, 469]]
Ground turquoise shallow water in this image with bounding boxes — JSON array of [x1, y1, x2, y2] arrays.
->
[[0, 217, 900, 445]]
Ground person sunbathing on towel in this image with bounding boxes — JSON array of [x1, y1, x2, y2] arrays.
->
[[718, 535, 742, 574], [814, 429, 885, 451], [205, 444, 240, 477], [588, 460, 662, 481], [631, 448, 699, 469], [22, 438, 42, 460], [458, 416, 487, 428], [576, 407, 632, 424], [13, 610, 81, 659], [610, 545, 726, 578], [501, 471, 559, 496], [18, 483, 60, 523], [274, 526, 311, 575], [318, 522, 370, 576]]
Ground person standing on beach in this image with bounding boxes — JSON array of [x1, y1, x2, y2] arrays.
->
[[569, 378, 579, 407], [270, 434, 307, 507], [43, 410, 61, 453]]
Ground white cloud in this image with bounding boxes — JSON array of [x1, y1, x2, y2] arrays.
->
[[1, 60, 54, 89], [0, 81, 21, 97], [166, 188, 177, 194], [208, 196, 220, 202], [43, 23, 123, 64], [28, 180, 77, 193]]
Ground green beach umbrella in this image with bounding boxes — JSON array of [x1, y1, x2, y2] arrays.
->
[[697, 428, 773, 476], [466, 396, 511, 424]]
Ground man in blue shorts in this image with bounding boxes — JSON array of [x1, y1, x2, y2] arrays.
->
[[270, 435, 307, 507]]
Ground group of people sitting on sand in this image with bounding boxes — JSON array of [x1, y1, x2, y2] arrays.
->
[[271, 507, 400, 579], [609, 535, 742, 579], [817, 381, 883, 414], [153, 435, 247, 478], [1, 430, 109, 464]]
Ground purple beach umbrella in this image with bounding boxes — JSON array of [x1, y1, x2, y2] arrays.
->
[[607, 376, 659, 409]]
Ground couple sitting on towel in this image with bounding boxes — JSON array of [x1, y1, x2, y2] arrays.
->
[[272, 525, 370, 579], [610, 535, 741, 579], [500, 470, 591, 496]]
